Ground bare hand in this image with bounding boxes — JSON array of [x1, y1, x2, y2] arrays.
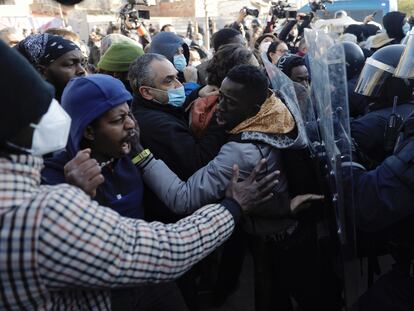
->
[[363, 14, 374, 24], [296, 13, 306, 22], [290, 194, 324, 215], [184, 66, 198, 83], [198, 84, 219, 98], [225, 159, 280, 212], [237, 9, 248, 24], [64, 149, 105, 198]]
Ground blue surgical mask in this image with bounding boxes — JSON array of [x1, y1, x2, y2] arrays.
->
[[196, 39, 203, 47], [403, 22, 411, 35], [173, 54, 187, 72], [167, 86, 186, 107]]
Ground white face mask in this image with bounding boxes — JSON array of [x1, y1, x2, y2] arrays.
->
[[30, 99, 71, 156], [259, 41, 272, 53]]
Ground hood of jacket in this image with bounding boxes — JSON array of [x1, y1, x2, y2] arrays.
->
[[383, 11, 406, 41], [231, 93, 308, 149], [61, 74, 132, 157], [44, 74, 143, 219], [149, 32, 190, 65]]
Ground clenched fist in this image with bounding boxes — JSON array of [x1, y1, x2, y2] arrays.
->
[[64, 148, 105, 198]]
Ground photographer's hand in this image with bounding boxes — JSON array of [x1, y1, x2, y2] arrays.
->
[[236, 9, 248, 24], [363, 14, 374, 24], [296, 13, 307, 22]]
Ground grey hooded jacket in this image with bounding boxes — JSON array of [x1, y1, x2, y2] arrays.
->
[[139, 103, 308, 235]]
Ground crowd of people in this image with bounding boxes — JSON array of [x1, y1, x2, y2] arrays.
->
[[1, 3, 414, 311]]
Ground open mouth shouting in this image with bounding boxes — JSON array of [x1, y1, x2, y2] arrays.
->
[[120, 131, 136, 155]]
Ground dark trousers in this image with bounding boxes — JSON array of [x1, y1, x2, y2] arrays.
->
[[359, 269, 414, 311], [111, 282, 189, 311], [212, 223, 342, 311], [249, 225, 342, 311]]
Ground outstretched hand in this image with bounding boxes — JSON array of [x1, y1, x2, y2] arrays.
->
[[225, 159, 280, 212], [363, 14, 375, 24], [237, 9, 248, 24], [290, 194, 324, 215]]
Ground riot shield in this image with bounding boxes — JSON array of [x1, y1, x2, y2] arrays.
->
[[304, 28, 360, 310], [260, 51, 309, 149], [292, 81, 321, 152], [394, 28, 414, 79]]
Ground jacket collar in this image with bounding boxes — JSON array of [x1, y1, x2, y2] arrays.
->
[[0, 154, 42, 196], [131, 93, 185, 118]]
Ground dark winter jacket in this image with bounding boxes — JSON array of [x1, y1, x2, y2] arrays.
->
[[348, 76, 369, 118], [351, 103, 414, 167]]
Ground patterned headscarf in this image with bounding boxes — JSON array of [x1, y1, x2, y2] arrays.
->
[[16, 33, 80, 66]]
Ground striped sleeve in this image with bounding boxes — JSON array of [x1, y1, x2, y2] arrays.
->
[[36, 185, 235, 289]]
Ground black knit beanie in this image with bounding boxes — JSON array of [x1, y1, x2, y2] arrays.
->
[[277, 54, 305, 77], [0, 40, 54, 142], [212, 28, 241, 52]]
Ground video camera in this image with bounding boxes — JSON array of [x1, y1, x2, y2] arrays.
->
[[119, 0, 151, 33], [119, 0, 153, 46], [269, 0, 333, 20], [121, 0, 151, 22], [309, 0, 333, 13], [270, 1, 292, 19], [243, 7, 259, 18]]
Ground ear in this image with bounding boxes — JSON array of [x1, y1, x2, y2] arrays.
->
[[139, 86, 154, 101], [83, 126, 95, 141], [36, 64, 47, 77]]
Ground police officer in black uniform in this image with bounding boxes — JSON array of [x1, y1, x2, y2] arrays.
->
[[352, 44, 414, 169], [344, 42, 414, 311], [341, 41, 369, 118]]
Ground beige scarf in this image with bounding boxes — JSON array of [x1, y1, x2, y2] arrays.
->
[[229, 93, 295, 135]]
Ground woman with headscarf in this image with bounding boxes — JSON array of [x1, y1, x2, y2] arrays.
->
[[16, 33, 86, 101]]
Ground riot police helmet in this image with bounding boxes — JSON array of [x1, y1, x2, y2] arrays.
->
[[355, 44, 407, 98], [341, 41, 365, 80]]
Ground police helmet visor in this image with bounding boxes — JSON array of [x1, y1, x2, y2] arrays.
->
[[394, 29, 414, 79], [354, 57, 395, 97]]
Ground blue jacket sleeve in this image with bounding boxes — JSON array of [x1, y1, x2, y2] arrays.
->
[[41, 151, 70, 185], [353, 161, 414, 232]]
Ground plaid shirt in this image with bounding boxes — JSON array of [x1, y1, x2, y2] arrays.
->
[[0, 155, 239, 310]]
